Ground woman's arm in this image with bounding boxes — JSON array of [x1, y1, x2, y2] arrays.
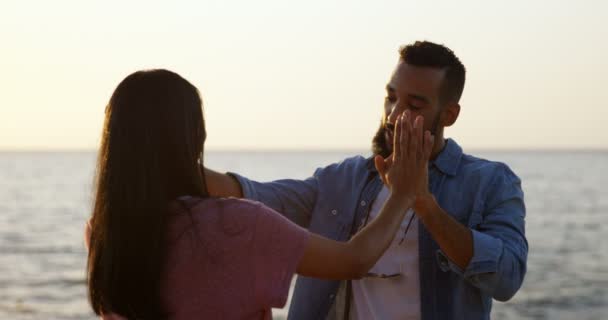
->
[[296, 196, 411, 279], [297, 112, 433, 279]]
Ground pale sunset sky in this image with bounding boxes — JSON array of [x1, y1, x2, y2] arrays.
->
[[1, 0, 606, 151]]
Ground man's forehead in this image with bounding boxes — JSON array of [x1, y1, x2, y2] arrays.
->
[[387, 63, 445, 96]]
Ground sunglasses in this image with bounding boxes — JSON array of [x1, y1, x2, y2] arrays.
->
[[364, 272, 402, 279], [360, 209, 416, 279]]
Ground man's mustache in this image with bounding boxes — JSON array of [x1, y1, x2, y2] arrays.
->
[[372, 121, 393, 159]]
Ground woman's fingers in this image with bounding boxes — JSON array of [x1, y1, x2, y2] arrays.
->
[[402, 111, 411, 162], [392, 113, 403, 163], [423, 130, 434, 160], [410, 115, 422, 162], [417, 116, 425, 160]]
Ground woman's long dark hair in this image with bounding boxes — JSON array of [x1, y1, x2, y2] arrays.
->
[[87, 69, 208, 318]]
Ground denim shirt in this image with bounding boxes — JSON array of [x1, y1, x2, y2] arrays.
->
[[230, 139, 527, 320]]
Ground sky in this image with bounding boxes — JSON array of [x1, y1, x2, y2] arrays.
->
[[1, 0, 606, 151]]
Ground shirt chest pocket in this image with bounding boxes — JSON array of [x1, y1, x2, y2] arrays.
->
[[468, 200, 485, 229], [447, 198, 484, 229], [309, 203, 353, 240]]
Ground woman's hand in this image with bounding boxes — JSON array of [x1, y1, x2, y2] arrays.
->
[[296, 110, 435, 280], [374, 110, 434, 207]]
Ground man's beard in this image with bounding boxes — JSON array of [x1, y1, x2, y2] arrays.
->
[[371, 113, 441, 159], [371, 121, 392, 158]]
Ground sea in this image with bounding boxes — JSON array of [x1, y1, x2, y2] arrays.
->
[[0, 150, 607, 320]]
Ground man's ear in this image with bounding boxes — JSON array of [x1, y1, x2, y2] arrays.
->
[[441, 102, 460, 127]]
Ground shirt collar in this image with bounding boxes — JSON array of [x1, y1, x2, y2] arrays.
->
[[366, 155, 378, 173], [431, 138, 463, 177], [366, 138, 463, 177]]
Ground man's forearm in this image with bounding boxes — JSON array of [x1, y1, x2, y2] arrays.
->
[[203, 167, 243, 198], [415, 194, 473, 270]]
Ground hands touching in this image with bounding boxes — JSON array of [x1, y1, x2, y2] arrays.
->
[[374, 111, 434, 208]]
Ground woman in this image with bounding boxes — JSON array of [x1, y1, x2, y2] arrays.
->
[[86, 69, 433, 319]]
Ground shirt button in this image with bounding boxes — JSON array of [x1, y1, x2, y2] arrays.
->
[[438, 254, 449, 269], [360, 200, 367, 206], [331, 209, 338, 215]]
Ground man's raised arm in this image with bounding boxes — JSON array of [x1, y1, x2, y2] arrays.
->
[[204, 167, 243, 198]]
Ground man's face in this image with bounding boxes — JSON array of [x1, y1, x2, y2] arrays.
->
[[372, 62, 446, 157]]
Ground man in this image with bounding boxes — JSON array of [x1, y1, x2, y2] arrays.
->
[[205, 40, 527, 320]]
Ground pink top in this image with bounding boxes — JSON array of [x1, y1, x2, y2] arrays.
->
[[85, 197, 309, 320]]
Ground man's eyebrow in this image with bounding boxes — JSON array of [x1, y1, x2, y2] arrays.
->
[[386, 85, 429, 104], [408, 94, 430, 104]]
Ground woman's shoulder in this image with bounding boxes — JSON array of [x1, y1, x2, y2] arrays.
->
[[173, 196, 271, 237], [185, 196, 268, 216]]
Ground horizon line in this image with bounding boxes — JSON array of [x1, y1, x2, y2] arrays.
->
[[1, 147, 607, 153]]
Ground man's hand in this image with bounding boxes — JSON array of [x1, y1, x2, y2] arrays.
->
[[374, 110, 434, 206]]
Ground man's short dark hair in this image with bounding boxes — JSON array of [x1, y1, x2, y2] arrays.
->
[[399, 41, 466, 105]]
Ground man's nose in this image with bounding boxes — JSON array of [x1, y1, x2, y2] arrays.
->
[[387, 103, 404, 125]]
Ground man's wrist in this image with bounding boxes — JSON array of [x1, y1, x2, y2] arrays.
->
[[387, 192, 415, 210], [414, 193, 437, 216]]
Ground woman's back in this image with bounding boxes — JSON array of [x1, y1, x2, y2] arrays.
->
[[87, 197, 308, 319]]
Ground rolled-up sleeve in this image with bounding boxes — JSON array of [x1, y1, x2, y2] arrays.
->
[[436, 164, 527, 301], [228, 172, 319, 228]]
